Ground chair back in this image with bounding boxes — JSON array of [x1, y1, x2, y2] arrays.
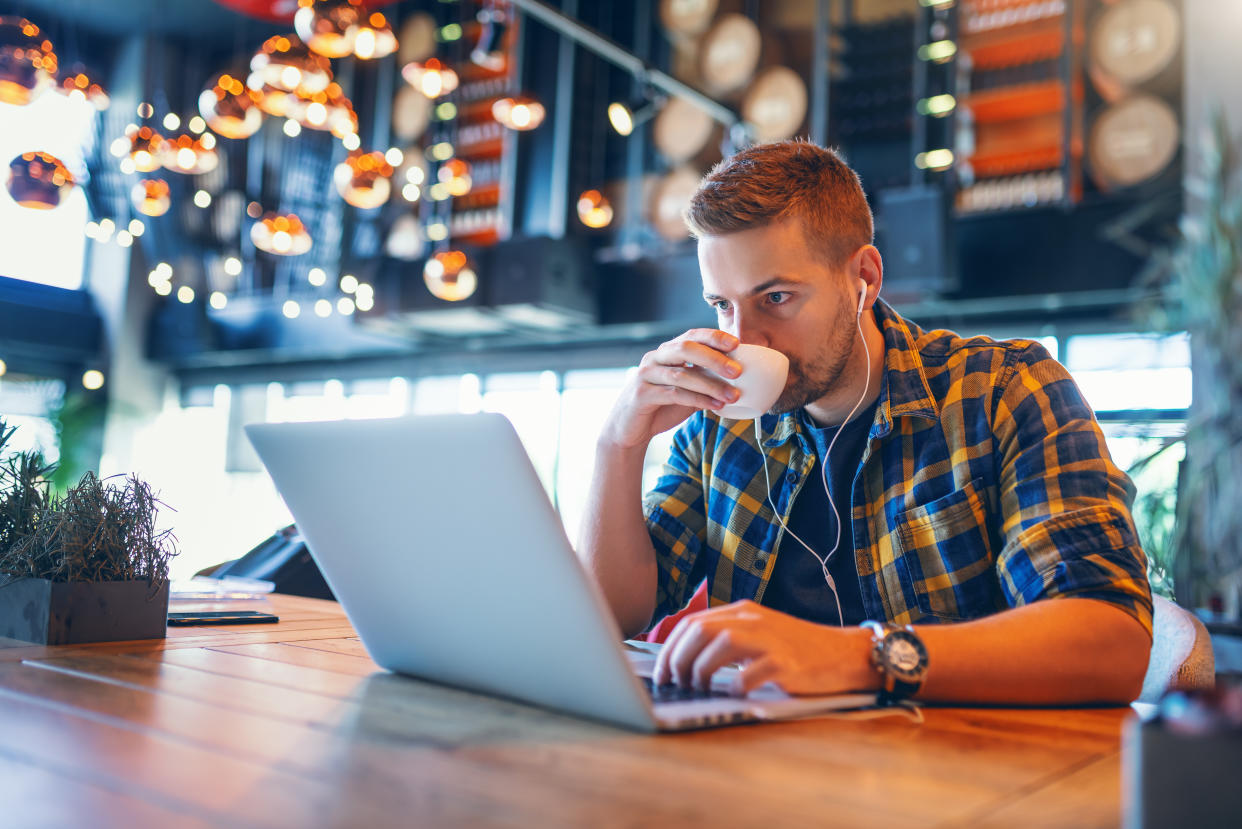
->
[[1139, 594, 1215, 703]]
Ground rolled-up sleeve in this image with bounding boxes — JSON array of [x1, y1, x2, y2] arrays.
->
[[642, 414, 710, 627], [993, 344, 1154, 637]]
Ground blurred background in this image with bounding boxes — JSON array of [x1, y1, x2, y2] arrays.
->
[[0, 0, 1236, 615]]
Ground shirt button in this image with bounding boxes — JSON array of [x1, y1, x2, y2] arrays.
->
[[755, 556, 767, 570], [785, 471, 797, 483]]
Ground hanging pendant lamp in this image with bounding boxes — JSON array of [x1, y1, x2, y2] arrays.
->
[[333, 150, 394, 208], [294, 0, 362, 59], [199, 72, 264, 139], [6, 151, 75, 209], [0, 17, 57, 106]]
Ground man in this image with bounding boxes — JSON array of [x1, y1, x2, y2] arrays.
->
[[579, 140, 1153, 705]]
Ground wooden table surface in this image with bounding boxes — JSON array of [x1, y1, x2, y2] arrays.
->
[[0, 594, 1134, 828]]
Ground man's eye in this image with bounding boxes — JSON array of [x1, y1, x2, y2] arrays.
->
[[768, 292, 788, 304], [711, 300, 731, 312]]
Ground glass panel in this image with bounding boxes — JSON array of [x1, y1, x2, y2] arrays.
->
[[1064, 333, 1191, 412], [482, 371, 561, 499], [556, 368, 631, 540], [0, 375, 63, 461], [0, 93, 93, 289]]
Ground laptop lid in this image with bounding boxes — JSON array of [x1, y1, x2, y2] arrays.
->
[[245, 413, 662, 731]]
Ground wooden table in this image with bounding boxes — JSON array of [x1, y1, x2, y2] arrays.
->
[[0, 594, 1132, 828]]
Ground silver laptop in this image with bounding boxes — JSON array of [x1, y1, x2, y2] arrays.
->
[[245, 413, 874, 732]]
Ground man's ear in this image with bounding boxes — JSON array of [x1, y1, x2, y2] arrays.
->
[[854, 245, 884, 301]]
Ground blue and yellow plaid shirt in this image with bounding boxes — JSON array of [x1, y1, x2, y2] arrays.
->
[[643, 299, 1153, 636]]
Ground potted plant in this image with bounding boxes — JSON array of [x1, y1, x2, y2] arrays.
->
[[1141, 112, 1242, 619], [0, 418, 178, 645]]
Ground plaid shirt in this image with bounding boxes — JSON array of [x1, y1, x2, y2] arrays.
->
[[643, 299, 1153, 636]]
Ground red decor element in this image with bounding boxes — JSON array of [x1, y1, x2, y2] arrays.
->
[[635, 582, 709, 644], [212, 0, 396, 24]]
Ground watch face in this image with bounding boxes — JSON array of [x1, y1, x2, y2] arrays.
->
[[884, 631, 928, 681]]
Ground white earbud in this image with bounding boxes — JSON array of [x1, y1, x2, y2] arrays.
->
[[756, 280, 874, 626]]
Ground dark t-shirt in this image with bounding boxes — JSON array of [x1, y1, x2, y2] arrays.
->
[[760, 401, 877, 626]]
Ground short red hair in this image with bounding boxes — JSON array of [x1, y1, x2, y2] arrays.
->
[[685, 139, 874, 268]]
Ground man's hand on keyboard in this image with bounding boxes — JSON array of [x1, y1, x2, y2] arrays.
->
[[651, 600, 879, 696]]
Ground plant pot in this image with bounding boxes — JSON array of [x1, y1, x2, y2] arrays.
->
[[0, 578, 170, 645]]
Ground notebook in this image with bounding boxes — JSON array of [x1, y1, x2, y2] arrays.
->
[[245, 413, 874, 731]]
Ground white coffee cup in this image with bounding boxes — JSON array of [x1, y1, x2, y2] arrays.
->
[[708, 343, 790, 420]]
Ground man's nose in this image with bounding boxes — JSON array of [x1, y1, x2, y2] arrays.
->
[[728, 313, 770, 348]]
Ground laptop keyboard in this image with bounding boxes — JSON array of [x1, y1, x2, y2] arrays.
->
[[641, 676, 733, 703]]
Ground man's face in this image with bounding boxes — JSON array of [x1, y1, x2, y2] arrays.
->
[[698, 218, 860, 414]]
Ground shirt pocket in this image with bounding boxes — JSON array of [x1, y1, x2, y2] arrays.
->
[[894, 477, 998, 621]]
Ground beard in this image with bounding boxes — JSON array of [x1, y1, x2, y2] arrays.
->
[[769, 296, 859, 415]]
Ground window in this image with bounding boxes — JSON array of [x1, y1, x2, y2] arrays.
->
[[0, 92, 94, 289]]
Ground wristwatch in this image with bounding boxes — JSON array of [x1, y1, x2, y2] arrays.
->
[[860, 621, 929, 705]]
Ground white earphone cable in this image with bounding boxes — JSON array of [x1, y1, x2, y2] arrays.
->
[[756, 288, 873, 626]]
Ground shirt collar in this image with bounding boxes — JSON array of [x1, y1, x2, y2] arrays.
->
[[756, 297, 939, 447]]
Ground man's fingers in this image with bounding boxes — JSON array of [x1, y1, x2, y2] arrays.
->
[[654, 616, 714, 687], [650, 337, 742, 380], [690, 629, 757, 691], [731, 656, 781, 697], [640, 365, 739, 407]]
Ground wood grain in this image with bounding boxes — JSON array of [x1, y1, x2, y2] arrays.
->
[[0, 594, 1130, 828]]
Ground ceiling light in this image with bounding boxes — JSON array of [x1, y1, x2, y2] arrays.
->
[[282, 300, 301, 318], [128, 218, 145, 236], [162, 113, 180, 131], [251, 34, 332, 95], [55, 67, 109, 110], [294, 0, 362, 59], [125, 126, 166, 172], [576, 189, 614, 228], [339, 273, 358, 293], [194, 190, 212, 208], [131, 179, 171, 216], [424, 250, 477, 302], [492, 96, 545, 131], [209, 291, 228, 309], [224, 256, 242, 276], [314, 298, 332, 317], [177, 286, 196, 304], [0, 18, 57, 106], [251, 212, 312, 256], [82, 370, 105, 391], [288, 82, 356, 137], [607, 94, 661, 136], [401, 59, 458, 99], [437, 158, 472, 196], [5, 151, 75, 209], [915, 149, 955, 170], [162, 134, 219, 175], [333, 150, 394, 208], [199, 73, 264, 139], [917, 94, 957, 117], [353, 12, 396, 60], [308, 267, 327, 286], [918, 40, 957, 63], [336, 297, 356, 315]]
